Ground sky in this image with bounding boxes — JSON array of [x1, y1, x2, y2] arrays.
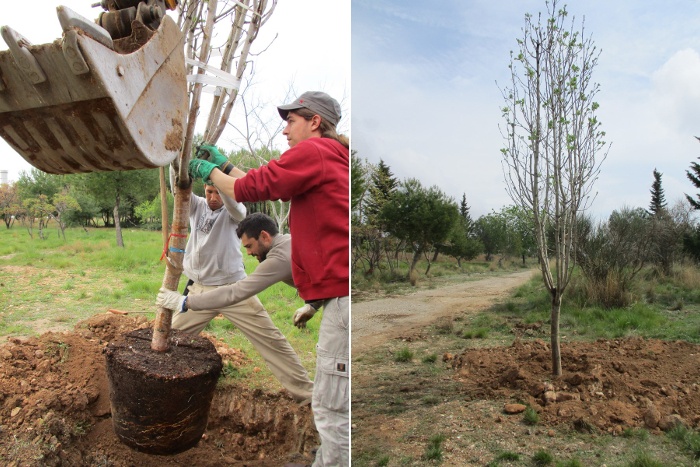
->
[[0, 0, 350, 183], [352, 0, 700, 221]]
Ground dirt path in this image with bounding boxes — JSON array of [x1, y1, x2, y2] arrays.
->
[[351, 269, 536, 353]]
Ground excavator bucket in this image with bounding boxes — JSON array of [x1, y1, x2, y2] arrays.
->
[[0, 4, 186, 174]]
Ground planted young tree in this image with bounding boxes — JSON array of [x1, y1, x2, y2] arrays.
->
[[499, 0, 609, 375], [153, 0, 277, 351]]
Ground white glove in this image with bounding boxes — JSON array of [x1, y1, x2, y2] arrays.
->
[[293, 304, 318, 329], [156, 287, 187, 312]]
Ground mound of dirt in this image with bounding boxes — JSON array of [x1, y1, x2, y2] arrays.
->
[[0, 314, 317, 466], [451, 337, 700, 434]]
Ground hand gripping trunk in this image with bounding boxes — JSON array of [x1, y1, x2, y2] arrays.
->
[[0, 5, 186, 174]]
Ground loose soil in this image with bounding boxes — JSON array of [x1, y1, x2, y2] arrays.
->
[[0, 314, 317, 466], [352, 270, 700, 465]]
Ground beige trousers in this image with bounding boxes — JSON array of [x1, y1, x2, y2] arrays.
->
[[312, 296, 350, 466], [172, 282, 314, 402]]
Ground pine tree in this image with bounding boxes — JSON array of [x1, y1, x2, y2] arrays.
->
[[649, 168, 667, 215], [685, 137, 700, 210], [459, 193, 474, 235], [365, 159, 398, 224]]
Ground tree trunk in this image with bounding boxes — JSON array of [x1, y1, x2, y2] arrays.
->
[[409, 247, 422, 280], [114, 192, 124, 248], [159, 167, 170, 247], [550, 290, 562, 376], [151, 185, 191, 352]]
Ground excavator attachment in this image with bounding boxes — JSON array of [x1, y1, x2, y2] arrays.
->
[[0, 1, 186, 174]]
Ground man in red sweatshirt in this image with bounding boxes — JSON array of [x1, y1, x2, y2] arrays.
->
[[189, 91, 349, 466]]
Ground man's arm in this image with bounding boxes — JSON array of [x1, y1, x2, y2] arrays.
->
[[185, 251, 291, 310], [219, 189, 246, 222], [210, 168, 239, 200]]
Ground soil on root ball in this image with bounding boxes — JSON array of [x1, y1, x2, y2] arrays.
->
[[0, 314, 317, 466]]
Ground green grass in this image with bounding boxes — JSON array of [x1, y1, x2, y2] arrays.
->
[[394, 347, 414, 362], [422, 434, 446, 462], [484, 272, 700, 344], [422, 353, 438, 363], [627, 451, 665, 467], [532, 449, 554, 466], [0, 224, 317, 392]]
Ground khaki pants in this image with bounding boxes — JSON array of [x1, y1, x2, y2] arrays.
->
[[312, 296, 350, 466], [172, 282, 314, 402]]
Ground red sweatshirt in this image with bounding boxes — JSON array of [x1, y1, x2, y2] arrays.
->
[[234, 137, 349, 301]]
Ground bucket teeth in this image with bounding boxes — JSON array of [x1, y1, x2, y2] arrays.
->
[[0, 26, 47, 84], [57, 5, 114, 50]]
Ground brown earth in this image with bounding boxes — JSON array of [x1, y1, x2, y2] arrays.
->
[[351, 270, 700, 464], [0, 314, 317, 466]]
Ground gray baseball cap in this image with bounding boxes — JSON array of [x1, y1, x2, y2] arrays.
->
[[277, 91, 342, 126]]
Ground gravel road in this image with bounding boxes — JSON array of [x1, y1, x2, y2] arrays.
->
[[351, 269, 536, 353]]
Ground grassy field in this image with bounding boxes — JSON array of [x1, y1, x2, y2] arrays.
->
[[0, 224, 318, 391]]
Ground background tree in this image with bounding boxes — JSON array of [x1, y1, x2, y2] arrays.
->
[[351, 151, 368, 218], [576, 208, 650, 308], [22, 194, 54, 240], [649, 168, 667, 216], [352, 159, 399, 277], [51, 188, 81, 240], [444, 215, 483, 268], [0, 182, 21, 229], [499, 0, 609, 375], [381, 178, 459, 281], [459, 193, 475, 234], [684, 136, 700, 210], [502, 205, 537, 265], [648, 200, 692, 276], [75, 170, 159, 247], [15, 169, 62, 203], [474, 211, 507, 262], [365, 159, 398, 225]]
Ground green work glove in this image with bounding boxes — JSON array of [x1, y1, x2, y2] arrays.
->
[[188, 158, 218, 183], [197, 144, 234, 174]]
